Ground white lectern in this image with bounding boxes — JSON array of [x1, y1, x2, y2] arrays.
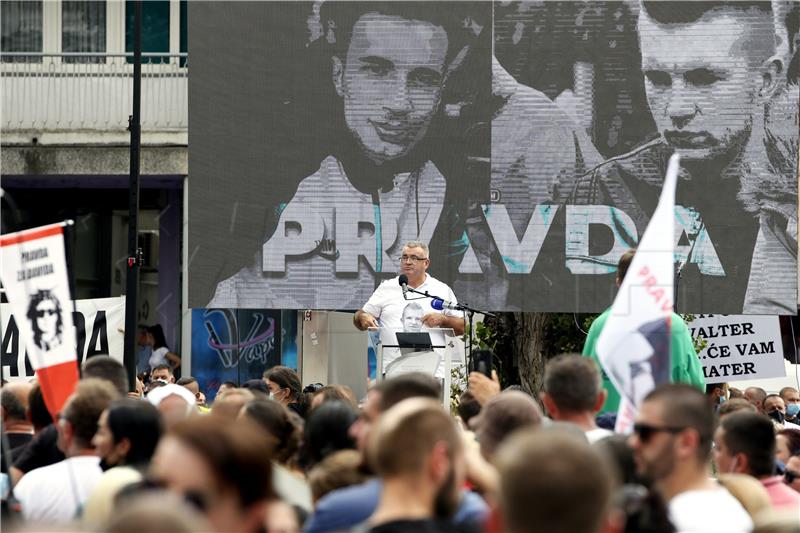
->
[[368, 327, 458, 409]]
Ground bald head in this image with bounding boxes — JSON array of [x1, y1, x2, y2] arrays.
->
[[1, 381, 32, 423], [744, 387, 767, 412], [473, 391, 543, 460]]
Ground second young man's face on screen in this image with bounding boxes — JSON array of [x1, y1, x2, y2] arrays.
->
[[638, 7, 773, 166]]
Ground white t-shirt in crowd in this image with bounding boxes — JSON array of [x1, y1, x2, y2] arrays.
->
[[15, 455, 103, 523], [585, 427, 614, 444], [149, 346, 169, 370], [363, 274, 461, 377], [669, 486, 753, 533]]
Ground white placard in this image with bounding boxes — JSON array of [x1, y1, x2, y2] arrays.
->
[[689, 315, 785, 384]]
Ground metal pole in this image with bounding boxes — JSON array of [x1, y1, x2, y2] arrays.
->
[[123, 0, 142, 392]]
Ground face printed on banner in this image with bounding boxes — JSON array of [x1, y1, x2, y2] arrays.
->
[[401, 302, 424, 332], [333, 12, 448, 163], [638, 6, 775, 166], [26, 289, 64, 351]]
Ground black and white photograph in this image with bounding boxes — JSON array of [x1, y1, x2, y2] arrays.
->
[[26, 289, 64, 352], [189, 1, 798, 313]]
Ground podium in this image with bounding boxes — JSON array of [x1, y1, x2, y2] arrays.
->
[[368, 327, 459, 409]]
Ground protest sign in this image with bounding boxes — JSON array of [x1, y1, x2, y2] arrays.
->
[[689, 315, 785, 384], [1, 223, 80, 415], [2, 296, 125, 381]]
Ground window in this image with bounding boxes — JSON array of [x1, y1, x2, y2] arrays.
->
[[62, 1, 106, 63], [126, 0, 169, 63], [1, 1, 43, 62], [179, 0, 187, 66]]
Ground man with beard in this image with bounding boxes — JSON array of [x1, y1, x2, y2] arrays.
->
[[305, 373, 486, 533], [210, 2, 482, 309], [628, 384, 752, 531], [361, 398, 470, 533], [566, 1, 796, 314]]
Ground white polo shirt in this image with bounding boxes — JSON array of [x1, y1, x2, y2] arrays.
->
[[363, 274, 461, 329]]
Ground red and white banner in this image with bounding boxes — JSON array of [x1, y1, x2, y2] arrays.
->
[[0, 222, 79, 418], [596, 154, 679, 433]]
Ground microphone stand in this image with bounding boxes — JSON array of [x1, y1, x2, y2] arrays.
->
[[404, 285, 496, 372]]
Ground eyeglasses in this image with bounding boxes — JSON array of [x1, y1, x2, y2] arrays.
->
[[785, 470, 799, 484], [35, 309, 58, 318], [632, 423, 686, 443], [398, 255, 428, 263]]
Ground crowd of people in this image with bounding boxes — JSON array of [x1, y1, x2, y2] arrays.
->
[[1, 355, 799, 533]]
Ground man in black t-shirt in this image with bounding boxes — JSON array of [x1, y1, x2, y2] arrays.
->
[[359, 398, 478, 533]]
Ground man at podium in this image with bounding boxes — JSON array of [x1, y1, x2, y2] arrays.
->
[[354, 242, 465, 335], [354, 242, 465, 377]]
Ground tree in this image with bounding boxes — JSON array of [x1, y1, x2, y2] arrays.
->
[[484, 312, 597, 397]]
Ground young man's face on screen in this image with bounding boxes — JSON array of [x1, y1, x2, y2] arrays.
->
[[334, 12, 448, 163], [638, 7, 773, 165]]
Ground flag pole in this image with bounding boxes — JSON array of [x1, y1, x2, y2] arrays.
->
[[123, 0, 143, 393]]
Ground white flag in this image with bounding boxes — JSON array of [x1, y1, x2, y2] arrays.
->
[[0, 222, 79, 417], [596, 154, 680, 433]]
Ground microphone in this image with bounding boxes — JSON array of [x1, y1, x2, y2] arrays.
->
[[398, 274, 408, 299], [431, 298, 461, 311]]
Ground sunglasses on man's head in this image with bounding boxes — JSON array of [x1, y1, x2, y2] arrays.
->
[[632, 423, 685, 443], [785, 470, 799, 484]]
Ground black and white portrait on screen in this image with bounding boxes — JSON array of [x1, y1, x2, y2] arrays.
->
[[189, 1, 798, 314]]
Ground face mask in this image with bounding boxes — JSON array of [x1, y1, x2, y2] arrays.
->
[[768, 410, 785, 424], [787, 404, 800, 418]]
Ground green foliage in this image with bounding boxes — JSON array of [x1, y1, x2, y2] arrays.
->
[[465, 320, 499, 352], [450, 364, 468, 416], [681, 314, 708, 354], [540, 313, 598, 358]]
